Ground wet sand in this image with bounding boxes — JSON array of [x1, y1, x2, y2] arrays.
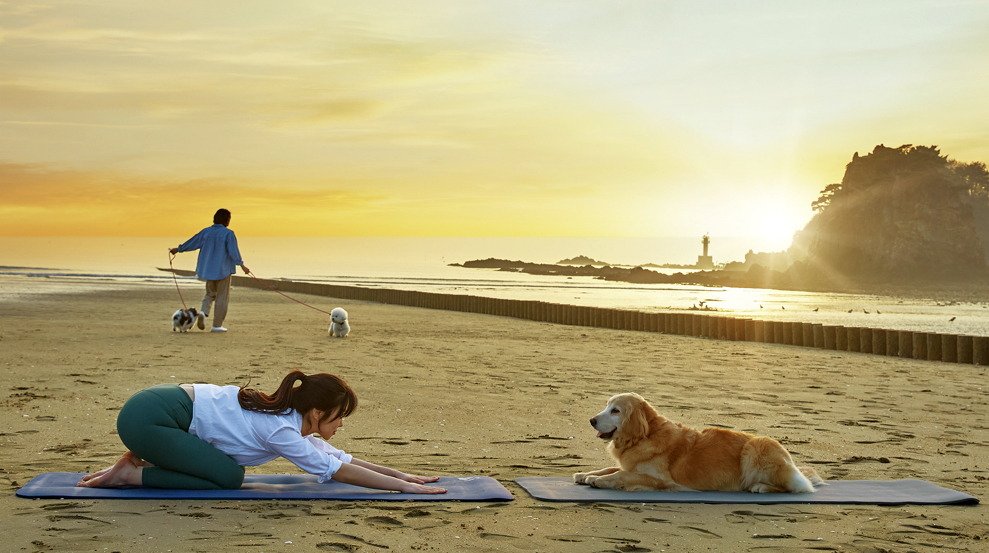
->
[[1, 282, 986, 552]]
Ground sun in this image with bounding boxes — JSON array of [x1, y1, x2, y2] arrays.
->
[[746, 199, 809, 250]]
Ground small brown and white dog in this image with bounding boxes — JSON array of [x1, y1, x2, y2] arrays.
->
[[172, 307, 200, 333], [573, 393, 823, 493], [329, 307, 350, 338]]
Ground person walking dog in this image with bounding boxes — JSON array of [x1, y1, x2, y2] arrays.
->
[[169, 208, 249, 332]]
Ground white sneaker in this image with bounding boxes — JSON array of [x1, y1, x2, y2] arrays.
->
[[197, 312, 206, 330], [211, 327, 227, 333]]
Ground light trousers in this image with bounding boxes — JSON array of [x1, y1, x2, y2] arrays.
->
[[201, 275, 231, 327]]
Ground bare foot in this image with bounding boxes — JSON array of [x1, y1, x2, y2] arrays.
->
[[77, 451, 147, 488], [79, 452, 151, 483]]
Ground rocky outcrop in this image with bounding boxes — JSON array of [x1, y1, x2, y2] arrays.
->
[[790, 145, 988, 283]]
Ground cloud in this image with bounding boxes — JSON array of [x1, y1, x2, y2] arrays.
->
[[0, 163, 388, 236]]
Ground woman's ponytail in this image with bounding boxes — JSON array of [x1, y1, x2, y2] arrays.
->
[[239, 371, 357, 422]]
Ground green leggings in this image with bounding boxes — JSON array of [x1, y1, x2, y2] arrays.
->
[[117, 384, 245, 489]]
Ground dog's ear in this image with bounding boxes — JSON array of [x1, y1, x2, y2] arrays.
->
[[614, 399, 649, 449]]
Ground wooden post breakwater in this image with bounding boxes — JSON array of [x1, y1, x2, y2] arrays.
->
[[163, 269, 986, 366]]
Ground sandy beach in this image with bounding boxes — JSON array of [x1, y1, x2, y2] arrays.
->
[[2, 281, 986, 552]]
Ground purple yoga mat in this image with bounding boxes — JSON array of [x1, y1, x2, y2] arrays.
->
[[515, 477, 977, 505], [16, 473, 513, 501]]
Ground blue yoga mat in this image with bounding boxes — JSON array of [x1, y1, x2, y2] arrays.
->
[[515, 477, 978, 505], [16, 473, 513, 501]]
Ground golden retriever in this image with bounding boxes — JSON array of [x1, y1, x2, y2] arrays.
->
[[573, 393, 823, 493]]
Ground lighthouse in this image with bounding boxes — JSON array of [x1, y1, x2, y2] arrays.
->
[[696, 234, 714, 270]]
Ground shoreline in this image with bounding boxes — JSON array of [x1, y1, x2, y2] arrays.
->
[[1, 281, 986, 551], [454, 258, 989, 303], [163, 269, 989, 357]]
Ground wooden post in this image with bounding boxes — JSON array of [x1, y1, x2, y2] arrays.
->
[[942, 334, 958, 363], [860, 328, 873, 354], [845, 327, 860, 352], [782, 321, 793, 345], [803, 323, 815, 348], [973, 336, 989, 366], [745, 319, 756, 341], [927, 333, 941, 361], [823, 325, 837, 350], [872, 329, 886, 355], [898, 331, 913, 359], [754, 320, 766, 343], [912, 332, 927, 360], [835, 326, 847, 351], [885, 330, 898, 357], [771, 321, 783, 344], [813, 324, 825, 348], [957, 335, 974, 364], [791, 322, 803, 347]]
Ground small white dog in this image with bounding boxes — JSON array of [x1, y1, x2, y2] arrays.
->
[[172, 307, 200, 333], [329, 307, 350, 337]]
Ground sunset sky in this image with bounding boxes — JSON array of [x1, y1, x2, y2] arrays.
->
[[2, 1, 988, 246]]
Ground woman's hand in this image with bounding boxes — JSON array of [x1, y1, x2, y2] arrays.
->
[[396, 473, 442, 485], [400, 481, 447, 494], [332, 463, 446, 494]]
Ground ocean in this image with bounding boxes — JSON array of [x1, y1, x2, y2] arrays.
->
[[1, 236, 986, 337]]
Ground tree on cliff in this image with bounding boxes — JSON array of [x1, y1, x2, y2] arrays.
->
[[791, 144, 988, 282]]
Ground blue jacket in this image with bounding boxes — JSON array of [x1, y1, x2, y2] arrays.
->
[[178, 224, 244, 281]]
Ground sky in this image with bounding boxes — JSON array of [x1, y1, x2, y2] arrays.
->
[[2, 0, 988, 247]]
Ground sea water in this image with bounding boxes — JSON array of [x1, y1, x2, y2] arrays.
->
[[1, 236, 986, 336]]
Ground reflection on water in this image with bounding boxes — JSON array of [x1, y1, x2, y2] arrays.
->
[[1, 237, 986, 336]]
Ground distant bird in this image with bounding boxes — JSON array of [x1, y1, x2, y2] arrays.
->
[[949, 316, 957, 322], [877, 310, 881, 314], [813, 308, 819, 312], [781, 306, 785, 310], [759, 304, 764, 309], [864, 309, 870, 314], [847, 309, 853, 313]]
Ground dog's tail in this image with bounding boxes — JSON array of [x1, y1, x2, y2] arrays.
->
[[798, 466, 825, 488]]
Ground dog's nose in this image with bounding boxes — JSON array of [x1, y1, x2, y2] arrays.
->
[[589, 417, 597, 427]]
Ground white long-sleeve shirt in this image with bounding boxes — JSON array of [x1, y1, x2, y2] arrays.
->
[[188, 384, 352, 483]]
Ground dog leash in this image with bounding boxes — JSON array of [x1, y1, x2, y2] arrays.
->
[[245, 270, 334, 317], [168, 251, 331, 317], [168, 251, 189, 310]]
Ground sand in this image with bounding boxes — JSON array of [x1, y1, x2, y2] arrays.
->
[[1, 281, 987, 552]]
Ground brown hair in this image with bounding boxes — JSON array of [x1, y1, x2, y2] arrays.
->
[[238, 371, 357, 423], [213, 208, 232, 225]]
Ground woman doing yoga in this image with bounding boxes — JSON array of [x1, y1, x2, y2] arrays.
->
[[77, 371, 446, 494]]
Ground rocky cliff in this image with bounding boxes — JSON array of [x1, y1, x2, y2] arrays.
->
[[790, 145, 988, 283]]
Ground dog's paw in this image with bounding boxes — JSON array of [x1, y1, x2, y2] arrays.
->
[[584, 475, 604, 488], [573, 472, 589, 485]]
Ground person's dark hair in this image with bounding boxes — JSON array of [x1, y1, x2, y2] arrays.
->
[[238, 371, 357, 423], [213, 208, 232, 226]]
